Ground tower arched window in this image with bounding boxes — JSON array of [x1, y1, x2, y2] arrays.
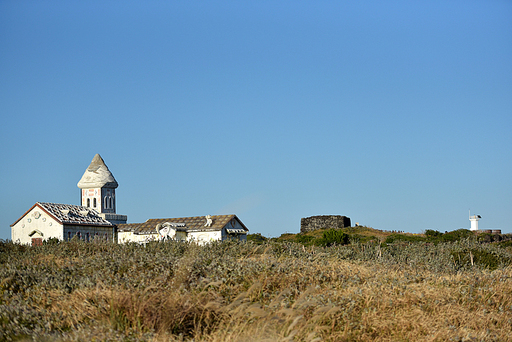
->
[[87, 198, 90, 207], [93, 198, 97, 207], [104, 196, 108, 209]]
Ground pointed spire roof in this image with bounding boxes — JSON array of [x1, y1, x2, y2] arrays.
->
[[77, 154, 118, 189]]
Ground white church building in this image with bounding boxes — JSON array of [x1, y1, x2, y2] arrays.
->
[[11, 154, 248, 245]]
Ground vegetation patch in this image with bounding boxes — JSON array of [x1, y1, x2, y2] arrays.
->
[[246, 233, 267, 244], [1, 237, 512, 341], [451, 247, 512, 271], [317, 228, 350, 247], [384, 233, 426, 244]]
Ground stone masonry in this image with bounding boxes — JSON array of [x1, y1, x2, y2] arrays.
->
[[300, 215, 351, 233]]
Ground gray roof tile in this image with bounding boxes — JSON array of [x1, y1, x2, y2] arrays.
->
[[37, 202, 113, 226], [118, 215, 247, 235]]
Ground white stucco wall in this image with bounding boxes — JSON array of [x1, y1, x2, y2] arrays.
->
[[118, 231, 159, 244], [11, 206, 63, 244], [118, 230, 189, 244], [117, 231, 134, 243], [118, 230, 223, 245], [188, 230, 222, 245]]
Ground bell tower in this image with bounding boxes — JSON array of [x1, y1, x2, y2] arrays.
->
[[77, 154, 127, 224]]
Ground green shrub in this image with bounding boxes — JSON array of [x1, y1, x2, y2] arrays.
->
[[43, 237, 60, 245], [477, 233, 503, 243], [317, 229, 349, 247], [438, 229, 474, 242], [425, 229, 442, 238], [295, 234, 314, 244], [384, 234, 426, 244], [450, 248, 504, 270], [497, 240, 512, 248], [349, 234, 379, 244], [247, 233, 267, 244]]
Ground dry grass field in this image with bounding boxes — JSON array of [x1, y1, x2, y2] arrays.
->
[[1, 235, 512, 341]]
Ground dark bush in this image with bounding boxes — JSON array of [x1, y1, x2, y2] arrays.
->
[[498, 240, 512, 248], [296, 234, 314, 244], [247, 233, 267, 244], [450, 248, 508, 271], [318, 229, 349, 247], [43, 237, 60, 245], [384, 234, 425, 244], [425, 229, 442, 238], [438, 229, 474, 242], [349, 234, 379, 244]]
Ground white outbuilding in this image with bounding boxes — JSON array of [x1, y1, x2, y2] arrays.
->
[[117, 215, 248, 244]]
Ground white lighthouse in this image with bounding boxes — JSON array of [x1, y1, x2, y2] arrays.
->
[[469, 210, 481, 231]]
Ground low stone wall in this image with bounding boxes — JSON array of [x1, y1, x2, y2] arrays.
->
[[300, 215, 351, 233]]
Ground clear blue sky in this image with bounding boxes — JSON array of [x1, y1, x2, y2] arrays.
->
[[1, 1, 511, 240]]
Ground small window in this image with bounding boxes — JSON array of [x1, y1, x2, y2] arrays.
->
[[87, 198, 90, 207], [86, 232, 90, 242], [93, 198, 97, 207]]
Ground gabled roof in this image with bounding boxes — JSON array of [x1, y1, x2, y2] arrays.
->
[[117, 215, 248, 235], [77, 154, 118, 189], [11, 202, 113, 227]]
